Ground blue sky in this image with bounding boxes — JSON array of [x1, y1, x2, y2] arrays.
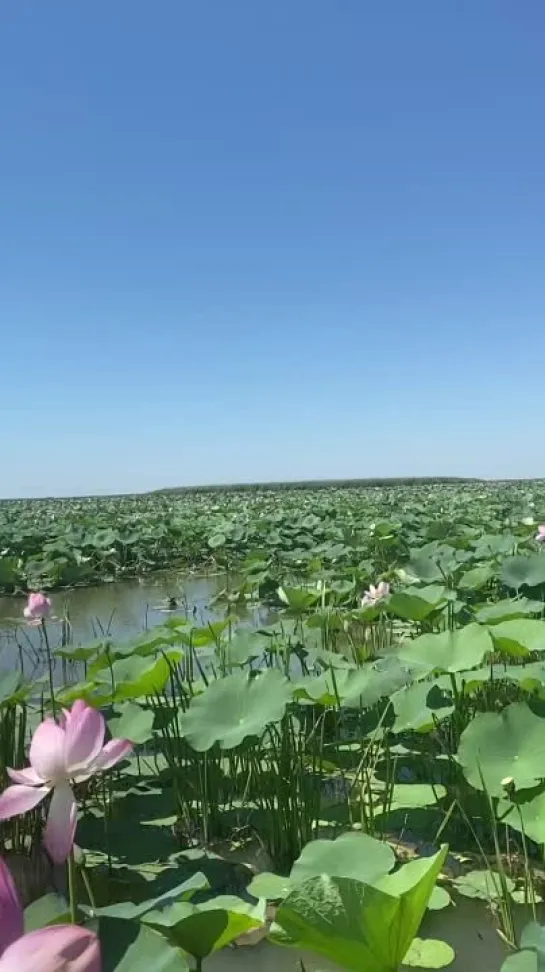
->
[[1, 1, 544, 497]]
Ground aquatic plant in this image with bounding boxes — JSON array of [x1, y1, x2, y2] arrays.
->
[[0, 700, 131, 863]]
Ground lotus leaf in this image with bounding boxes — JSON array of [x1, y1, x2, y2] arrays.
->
[[397, 623, 493, 673], [488, 620, 545, 657], [457, 702, 545, 796], [96, 917, 189, 971], [289, 831, 395, 887], [403, 937, 455, 968], [181, 668, 291, 750]]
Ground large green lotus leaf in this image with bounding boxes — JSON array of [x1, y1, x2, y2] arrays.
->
[[342, 658, 417, 709], [452, 869, 515, 901], [501, 954, 540, 972], [373, 847, 448, 960], [388, 586, 448, 622], [498, 791, 545, 844], [397, 623, 493, 673], [122, 628, 187, 657], [294, 658, 417, 709], [292, 670, 345, 705], [405, 557, 445, 584], [460, 666, 514, 693], [278, 585, 320, 613], [388, 783, 447, 810], [289, 831, 395, 887], [392, 678, 454, 733], [96, 654, 172, 701], [0, 671, 30, 705], [503, 663, 545, 692], [108, 701, 155, 743], [56, 680, 109, 707], [247, 871, 292, 901], [458, 564, 495, 590], [97, 918, 189, 972], [142, 895, 266, 958], [87, 874, 210, 922], [488, 620, 545, 657], [521, 924, 545, 960], [502, 556, 545, 591], [185, 619, 234, 647], [501, 924, 545, 971], [474, 598, 544, 625], [427, 886, 451, 911], [24, 893, 70, 930], [403, 938, 455, 968], [270, 875, 402, 971], [474, 533, 516, 558], [274, 848, 447, 972], [222, 630, 268, 666], [457, 703, 545, 796], [56, 640, 107, 663], [461, 663, 545, 695], [304, 644, 356, 670], [181, 668, 291, 750]]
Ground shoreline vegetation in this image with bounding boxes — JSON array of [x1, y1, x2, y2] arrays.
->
[[5, 476, 545, 504]]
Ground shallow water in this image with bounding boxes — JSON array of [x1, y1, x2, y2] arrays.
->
[[0, 571, 256, 681]]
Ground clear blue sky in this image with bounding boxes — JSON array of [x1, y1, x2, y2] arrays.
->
[[1, 1, 544, 497]]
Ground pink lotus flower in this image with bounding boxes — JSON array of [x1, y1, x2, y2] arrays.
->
[[536, 526, 545, 543], [0, 855, 100, 972], [23, 592, 52, 623], [0, 700, 132, 864], [361, 581, 390, 607]]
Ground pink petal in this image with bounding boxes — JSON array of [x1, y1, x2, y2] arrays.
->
[[64, 702, 105, 775], [0, 784, 49, 820], [91, 738, 132, 772], [0, 925, 100, 972], [24, 592, 52, 621], [29, 719, 67, 783], [0, 858, 23, 953], [43, 783, 77, 864], [7, 766, 44, 786]]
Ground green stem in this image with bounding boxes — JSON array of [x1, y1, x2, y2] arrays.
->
[[67, 849, 78, 924], [41, 619, 57, 720], [80, 864, 97, 910]]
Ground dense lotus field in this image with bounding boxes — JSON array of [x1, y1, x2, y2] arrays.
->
[[4, 481, 545, 969], [0, 478, 544, 594]]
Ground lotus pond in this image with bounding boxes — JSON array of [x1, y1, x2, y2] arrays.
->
[[4, 481, 545, 970]]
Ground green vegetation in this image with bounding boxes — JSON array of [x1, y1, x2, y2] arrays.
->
[[1, 478, 544, 594], [3, 480, 545, 968]]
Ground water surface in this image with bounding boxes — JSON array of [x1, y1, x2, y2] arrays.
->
[[0, 571, 238, 680]]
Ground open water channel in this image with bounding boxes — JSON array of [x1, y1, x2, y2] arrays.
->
[[0, 571, 268, 683]]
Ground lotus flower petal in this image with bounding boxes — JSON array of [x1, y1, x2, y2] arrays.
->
[[64, 702, 105, 773], [0, 925, 99, 972], [0, 784, 49, 820], [92, 738, 132, 772], [43, 782, 77, 865], [0, 858, 23, 954], [23, 593, 52, 621], [29, 720, 67, 783], [7, 767, 44, 786]]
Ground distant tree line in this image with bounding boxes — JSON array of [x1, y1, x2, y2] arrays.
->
[[155, 477, 480, 495]]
